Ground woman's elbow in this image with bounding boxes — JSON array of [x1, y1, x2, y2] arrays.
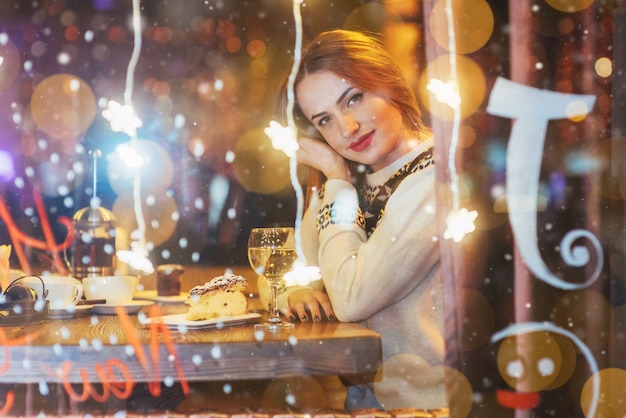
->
[[332, 303, 371, 323]]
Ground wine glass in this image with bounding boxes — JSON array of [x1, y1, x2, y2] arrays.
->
[[248, 227, 297, 331]]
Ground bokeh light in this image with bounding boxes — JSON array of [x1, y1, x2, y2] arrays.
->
[[107, 139, 174, 196], [566, 99, 593, 122], [30, 74, 97, 140], [419, 54, 487, 121], [226, 36, 241, 53], [594, 57, 612, 78], [231, 128, 291, 194], [0, 150, 15, 182], [497, 331, 562, 393], [545, 0, 595, 13], [64, 25, 80, 42], [374, 354, 444, 409], [580, 368, 626, 418], [429, 0, 494, 55], [0, 35, 20, 92], [261, 376, 326, 410], [445, 366, 473, 418], [343, 2, 391, 34], [112, 192, 178, 248], [246, 39, 266, 58], [542, 333, 577, 391], [457, 125, 478, 148]]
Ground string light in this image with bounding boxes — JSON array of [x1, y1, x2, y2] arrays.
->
[[115, 143, 144, 168], [101, 100, 142, 137], [264, 120, 298, 157], [265, 0, 321, 286], [438, 0, 478, 243], [443, 208, 477, 242], [427, 78, 461, 107], [103, 0, 153, 274]]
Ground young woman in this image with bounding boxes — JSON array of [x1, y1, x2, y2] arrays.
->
[[275, 29, 446, 411]]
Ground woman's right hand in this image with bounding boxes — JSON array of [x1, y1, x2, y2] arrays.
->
[[284, 288, 336, 322], [297, 136, 351, 181]]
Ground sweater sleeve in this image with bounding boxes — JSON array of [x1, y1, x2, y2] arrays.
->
[[315, 167, 439, 323], [272, 188, 326, 311]]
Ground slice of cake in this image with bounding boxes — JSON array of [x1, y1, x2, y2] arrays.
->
[[185, 273, 248, 320]]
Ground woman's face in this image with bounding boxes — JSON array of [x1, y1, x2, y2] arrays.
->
[[296, 70, 413, 171]]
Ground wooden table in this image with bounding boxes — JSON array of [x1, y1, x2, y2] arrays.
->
[[0, 307, 382, 386]]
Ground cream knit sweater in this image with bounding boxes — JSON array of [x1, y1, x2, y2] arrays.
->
[[277, 137, 447, 410]]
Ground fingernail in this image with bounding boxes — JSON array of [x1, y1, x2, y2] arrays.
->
[[313, 315, 321, 322], [300, 315, 309, 322], [329, 315, 336, 321], [289, 315, 297, 322]]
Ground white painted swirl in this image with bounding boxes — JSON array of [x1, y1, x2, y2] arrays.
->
[[487, 77, 600, 291]]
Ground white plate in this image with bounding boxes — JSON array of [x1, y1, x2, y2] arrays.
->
[[49, 304, 93, 319], [146, 313, 261, 330], [133, 290, 188, 304], [91, 300, 154, 315]]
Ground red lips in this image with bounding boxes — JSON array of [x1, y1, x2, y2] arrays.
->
[[349, 132, 374, 151]]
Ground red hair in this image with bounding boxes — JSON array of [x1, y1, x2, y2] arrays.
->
[[276, 29, 427, 199], [291, 29, 426, 138]]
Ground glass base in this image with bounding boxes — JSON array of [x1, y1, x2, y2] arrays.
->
[[254, 321, 295, 332]]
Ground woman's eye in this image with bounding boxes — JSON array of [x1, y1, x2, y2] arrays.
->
[[318, 116, 331, 127], [347, 93, 363, 106]]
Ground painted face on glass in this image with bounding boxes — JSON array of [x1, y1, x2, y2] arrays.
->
[[296, 70, 413, 172]]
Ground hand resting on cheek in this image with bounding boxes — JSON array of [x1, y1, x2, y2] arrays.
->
[[296, 136, 351, 182]]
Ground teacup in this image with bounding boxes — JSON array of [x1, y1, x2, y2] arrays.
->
[[83, 275, 137, 305], [22, 274, 83, 310]]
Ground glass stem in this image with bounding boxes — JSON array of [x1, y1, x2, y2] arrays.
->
[[268, 280, 282, 324]]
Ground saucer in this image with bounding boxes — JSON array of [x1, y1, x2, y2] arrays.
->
[[146, 313, 261, 330], [49, 305, 93, 319], [91, 300, 154, 315]]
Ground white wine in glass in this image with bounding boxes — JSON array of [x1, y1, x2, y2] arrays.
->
[[248, 227, 296, 330]]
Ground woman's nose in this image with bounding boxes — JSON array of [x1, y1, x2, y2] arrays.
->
[[339, 114, 359, 138]]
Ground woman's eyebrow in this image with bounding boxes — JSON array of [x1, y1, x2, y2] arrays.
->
[[311, 87, 354, 121], [311, 111, 326, 121], [335, 87, 353, 105]]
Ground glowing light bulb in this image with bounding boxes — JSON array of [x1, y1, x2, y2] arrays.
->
[[108, 0, 152, 277], [283, 260, 321, 287], [117, 242, 154, 274], [102, 100, 143, 137], [443, 208, 478, 243], [115, 143, 144, 168], [264, 120, 299, 157], [427, 78, 462, 108], [259, 0, 321, 288]]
